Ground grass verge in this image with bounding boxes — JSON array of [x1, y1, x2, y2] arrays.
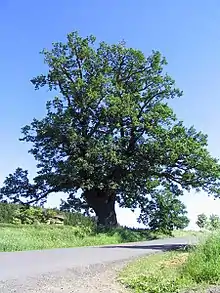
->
[[0, 222, 202, 252], [0, 223, 173, 252], [119, 232, 219, 293]]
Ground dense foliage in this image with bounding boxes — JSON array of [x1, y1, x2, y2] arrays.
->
[[138, 186, 189, 234], [209, 214, 220, 230], [1, 31, 220, 227], [196, 213, 220, 230], [196, 213, 208, 229], [0, 203, 18, 224], [0, 202, 94, 227]]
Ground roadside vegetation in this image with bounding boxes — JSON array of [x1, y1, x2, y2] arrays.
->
[[0, 223, 172, 252], [0, 202, 152, 251], [0, 223, 200, 252], [0, 202, 197, 252], [119, 232, 220, 293]]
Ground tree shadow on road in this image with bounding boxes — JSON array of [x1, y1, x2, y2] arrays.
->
[[100, 243, 195, 252]]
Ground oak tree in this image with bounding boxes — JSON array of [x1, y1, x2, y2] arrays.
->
[[1, 32, 220, 227]]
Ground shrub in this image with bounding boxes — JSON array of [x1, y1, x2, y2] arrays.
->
[[0, 202, 96, 228], [12, 206, 58, 224], [64, 211, 96, 229], [0, 203, 19, 223]]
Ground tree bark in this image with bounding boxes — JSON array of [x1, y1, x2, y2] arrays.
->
[[83, 188, 118, 227]]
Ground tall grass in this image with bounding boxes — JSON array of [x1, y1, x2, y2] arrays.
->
[[182, 232, 220, 284], [0, 223, 163, 252], [119, 231, 220, 293]]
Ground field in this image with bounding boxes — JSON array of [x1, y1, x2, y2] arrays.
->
[[119, 231, 220, 293]]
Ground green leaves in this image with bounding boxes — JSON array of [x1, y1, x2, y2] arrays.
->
[[196, 213, 220, 230], [138, 185, 190, 234], [1, 31, 220, 225], [196, 213, 208, 229]]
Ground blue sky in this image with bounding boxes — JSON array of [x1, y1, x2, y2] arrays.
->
[[1, 1, 220, 229]]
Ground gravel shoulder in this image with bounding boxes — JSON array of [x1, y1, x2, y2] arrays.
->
[[0, 261, 130, 293]]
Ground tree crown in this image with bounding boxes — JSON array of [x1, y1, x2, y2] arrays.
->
[[1, 31, 220, 220]]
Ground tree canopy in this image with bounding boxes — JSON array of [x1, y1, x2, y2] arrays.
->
[[1, 31, 220, 227]]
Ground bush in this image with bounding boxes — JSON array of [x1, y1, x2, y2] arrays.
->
[[64, 211, 96, 229], [0, 203, 19, 223], [12, 206, 59, 224], [0, 202, 96, 228]]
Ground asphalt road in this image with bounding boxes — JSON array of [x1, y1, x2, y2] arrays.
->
[[0, 236, 198, 292]]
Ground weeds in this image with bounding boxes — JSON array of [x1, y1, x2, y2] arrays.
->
[[181, 233, 220, 284], [119, 231, 220, 293], [0, 223, 167, 252]]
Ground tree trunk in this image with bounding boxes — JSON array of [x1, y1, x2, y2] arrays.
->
[[83, 188, 118, 227]]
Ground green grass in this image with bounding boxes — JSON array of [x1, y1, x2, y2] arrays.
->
[[0, 223, 172, 252], [119, 231, 220, 293], [182, 232, 220, 284], [172, 229, 204, 238], [119, 251, 194, 293], [0, 222, 203, 253]]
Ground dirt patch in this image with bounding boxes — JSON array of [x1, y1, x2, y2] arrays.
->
[[160, 253, 189, 269]]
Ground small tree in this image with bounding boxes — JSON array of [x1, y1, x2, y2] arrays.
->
[[138, 186, 190, 235], [196, 213, 208, 229], [209, 214, 220, 230]]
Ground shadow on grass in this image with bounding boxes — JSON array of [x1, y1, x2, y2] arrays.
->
[[100, 243, 196, 252]]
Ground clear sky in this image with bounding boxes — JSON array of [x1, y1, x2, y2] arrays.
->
[[1, 1, 220, 230]]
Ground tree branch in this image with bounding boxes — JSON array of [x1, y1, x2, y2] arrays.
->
[[137, 90, 166, 119], [73, 48, 83, 80], [58, 80, 71, 107], [22, 187, 59, 205]]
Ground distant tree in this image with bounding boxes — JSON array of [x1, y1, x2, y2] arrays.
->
[[138, 186, 190, 235], [1, 31, 220, 227], [209, 214, 220, 230], [196, 213, 208, 229]]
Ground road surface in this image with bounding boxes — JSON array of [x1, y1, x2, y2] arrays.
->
[[0, 236, 198, 292]]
